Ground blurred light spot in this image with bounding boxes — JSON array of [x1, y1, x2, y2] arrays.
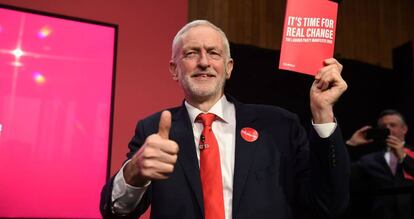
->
[[12, 48, 24, 58], [11, 61, 23, 67], [33, 72, 46, 84], [37, 26, 52, 39], [0, 25, 3, 32]]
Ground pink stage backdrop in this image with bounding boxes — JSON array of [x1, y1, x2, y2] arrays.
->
[[0, 6, 115, 218]]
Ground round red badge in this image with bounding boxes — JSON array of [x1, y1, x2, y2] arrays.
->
[[240, 127, 259, 142]]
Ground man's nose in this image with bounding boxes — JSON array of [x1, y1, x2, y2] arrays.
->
[[197, 51, 210, 68]]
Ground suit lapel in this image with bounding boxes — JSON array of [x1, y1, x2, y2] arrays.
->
[[375, 151, 394, 177], [231, 101, 259, 216], [170, 105, 204, 216], [169, 98, 261, 217]]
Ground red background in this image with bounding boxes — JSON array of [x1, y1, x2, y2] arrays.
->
[[0, 0, 188, 218]]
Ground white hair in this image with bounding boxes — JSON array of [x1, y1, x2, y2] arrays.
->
[[171, 20, 231, 60]]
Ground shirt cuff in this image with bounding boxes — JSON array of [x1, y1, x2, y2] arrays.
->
[[312, 120, 337, 138], [111, 160, 151, 214]]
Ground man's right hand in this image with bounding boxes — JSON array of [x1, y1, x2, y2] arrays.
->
[[124, 110, 179, 187], [346, 125, 374, 146]]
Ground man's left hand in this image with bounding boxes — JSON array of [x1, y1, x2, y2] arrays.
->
[[310, 58, 347, 124], [387, 135, 406, 159]]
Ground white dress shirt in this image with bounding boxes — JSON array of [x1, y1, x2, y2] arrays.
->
[[111, 95, 336, 218], [185, 96, 236, 219]]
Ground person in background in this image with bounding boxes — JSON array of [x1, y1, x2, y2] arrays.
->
[[100, 20, 349, 219], [347, 109, 414, 219]]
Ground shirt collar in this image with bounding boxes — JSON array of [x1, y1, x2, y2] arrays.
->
[[184, 95, 232, 124]]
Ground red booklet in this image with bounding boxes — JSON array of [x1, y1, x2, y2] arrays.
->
[[279, 0, 338, 76]]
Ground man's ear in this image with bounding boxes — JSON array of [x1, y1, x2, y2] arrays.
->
[[169, 60, 178, 81], [225, 58, 234, 79], [403, 125, 408, 136]]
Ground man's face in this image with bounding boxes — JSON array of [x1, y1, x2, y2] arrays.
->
[[169, 25, 233, 103], [378, 115, 408, 141]]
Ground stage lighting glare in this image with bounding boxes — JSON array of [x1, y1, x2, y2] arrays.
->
[[12, 48, 24, 58], [33, 72, 46, 84], [38, 26, 52, 38], [11, 61, 22, 67]]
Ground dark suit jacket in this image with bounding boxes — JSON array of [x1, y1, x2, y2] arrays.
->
[[101, 97, 350, 219], [350, 147, 414, 219]]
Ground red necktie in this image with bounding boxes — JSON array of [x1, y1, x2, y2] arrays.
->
[[197, 113, 225, 219]]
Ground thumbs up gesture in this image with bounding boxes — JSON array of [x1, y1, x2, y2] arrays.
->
[[124, 111, 179, 187]]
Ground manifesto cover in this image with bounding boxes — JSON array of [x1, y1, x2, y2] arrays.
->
[[279, 0, 338, 76]]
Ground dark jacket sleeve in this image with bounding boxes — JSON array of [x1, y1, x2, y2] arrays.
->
[[100, 112, 162, 219], [305, 125, 350, 218]]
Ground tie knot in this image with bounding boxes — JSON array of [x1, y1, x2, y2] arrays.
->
[[197, 113, 216, 127]]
